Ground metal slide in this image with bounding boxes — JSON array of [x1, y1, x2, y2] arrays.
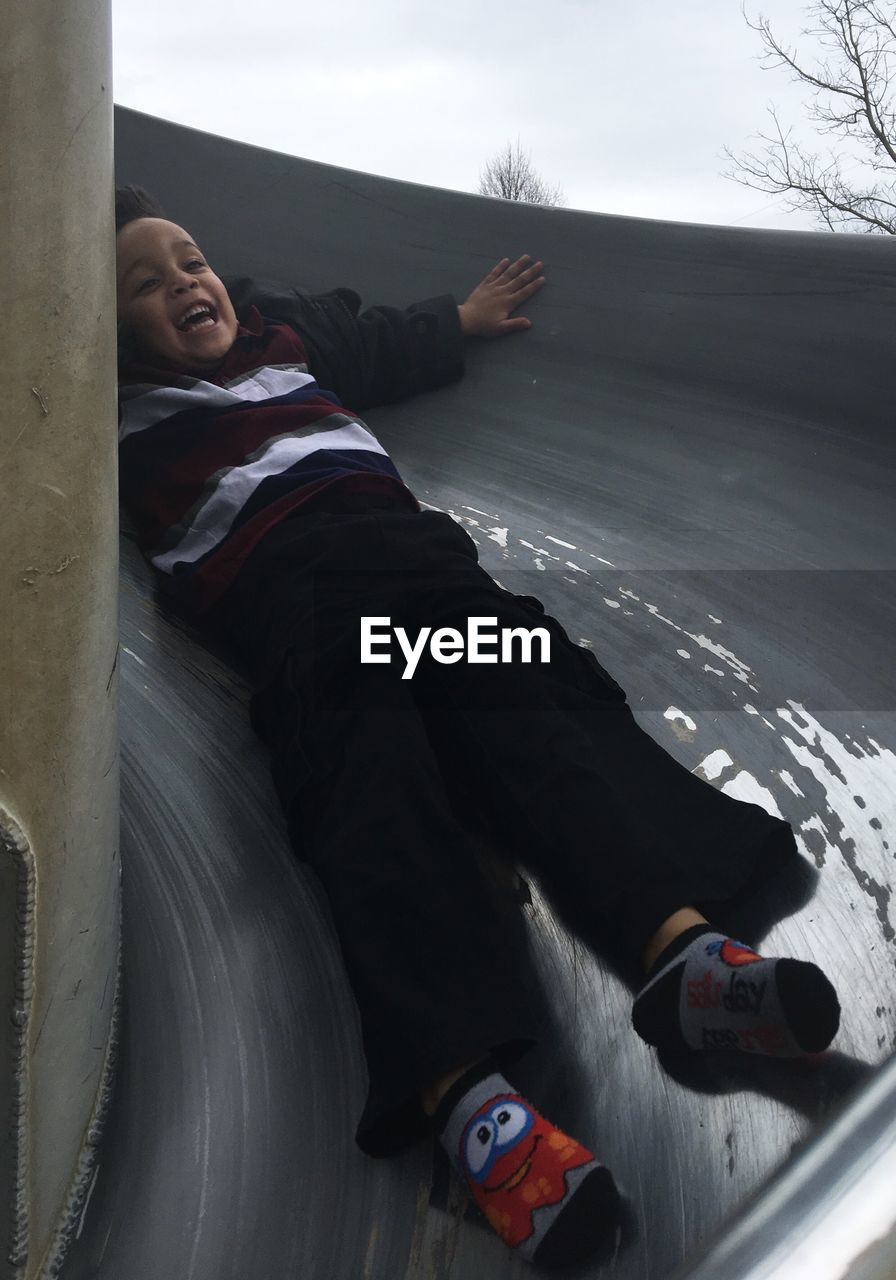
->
[[61, 106, 895, 1279]]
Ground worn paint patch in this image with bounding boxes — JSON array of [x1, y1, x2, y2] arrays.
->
[[698, 749, 734, 781], [718, 767, 786, 818], [664, 707, 697, 736], [774, 703, 894, 942], [778, 769, 806, 798], [744, 704, 780, 732], [616, 586, 759, 693]]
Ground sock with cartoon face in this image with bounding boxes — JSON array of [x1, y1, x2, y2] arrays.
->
[[632, 924, 840, 1055], [433, 1059, 622, 1269]]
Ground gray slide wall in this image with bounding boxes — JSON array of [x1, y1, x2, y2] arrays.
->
[[58, 105, 896, 1279]]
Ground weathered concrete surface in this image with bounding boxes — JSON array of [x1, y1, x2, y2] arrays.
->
[[0, 2, 120, 1275]]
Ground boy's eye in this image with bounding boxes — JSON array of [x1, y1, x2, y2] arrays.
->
[[136, 260, 205, 292]]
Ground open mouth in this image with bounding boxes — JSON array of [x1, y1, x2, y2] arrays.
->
[[177, 303, 219, 334], [486, 1135, 542, 1193]]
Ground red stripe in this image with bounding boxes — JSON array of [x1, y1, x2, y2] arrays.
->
[[188, 474, 421, 615], [127, 400, 356, 547]]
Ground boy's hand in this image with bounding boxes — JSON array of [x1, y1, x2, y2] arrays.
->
[[457, 255, 545, 339]]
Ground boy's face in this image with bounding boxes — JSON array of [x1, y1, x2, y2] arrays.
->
[[116, 217, 239, 372]]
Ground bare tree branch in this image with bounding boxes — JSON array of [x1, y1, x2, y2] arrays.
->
[[728, 0, 896, 232], [478, 140, 566, 207]]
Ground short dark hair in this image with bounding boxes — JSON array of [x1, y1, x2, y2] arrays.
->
[[116, 185, 169, 367], [115, 184, 166, 233]]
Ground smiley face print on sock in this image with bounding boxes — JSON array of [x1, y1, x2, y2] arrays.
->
[[459, 1094, 594, 1248]]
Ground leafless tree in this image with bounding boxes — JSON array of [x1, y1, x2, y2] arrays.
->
[[479, 140, 566, 207], [723, 0, 896, 233]]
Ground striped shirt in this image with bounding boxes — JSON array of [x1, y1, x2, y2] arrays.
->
[[118, 305, 420, 617]]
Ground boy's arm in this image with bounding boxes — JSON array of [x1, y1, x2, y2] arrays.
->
[[222, 275, 465, 410], [222, 257, 545, 411]]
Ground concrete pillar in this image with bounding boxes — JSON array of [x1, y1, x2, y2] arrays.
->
[[1, 1, 121, 1276]]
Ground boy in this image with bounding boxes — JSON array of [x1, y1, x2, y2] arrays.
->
[[115, 184, 841, 1271]]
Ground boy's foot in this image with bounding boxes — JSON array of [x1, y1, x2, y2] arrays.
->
[[632, 924, 840, 1056], [433, 1059, 621, 1269]]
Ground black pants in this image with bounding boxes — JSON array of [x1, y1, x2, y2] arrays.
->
[[201, 499, 797, 1156]]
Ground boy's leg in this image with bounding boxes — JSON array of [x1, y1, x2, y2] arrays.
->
[[200, 512, 541, 1155], [413, 623, 840, 1056], [258, 645, 543, 1156], [287, 652, 625, 1266]]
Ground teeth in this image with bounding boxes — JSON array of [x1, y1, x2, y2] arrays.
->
[[179, 304, 214, 330]]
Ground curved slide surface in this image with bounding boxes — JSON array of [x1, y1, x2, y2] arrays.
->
[[62, 106, 895, 1278]]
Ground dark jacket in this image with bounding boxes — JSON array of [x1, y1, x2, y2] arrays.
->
[[222, 275, 466, 410]]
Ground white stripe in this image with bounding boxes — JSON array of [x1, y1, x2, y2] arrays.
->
[[222, 364, 312, 396], [118, 365, 318, 441], [150, 422, 391, 573]]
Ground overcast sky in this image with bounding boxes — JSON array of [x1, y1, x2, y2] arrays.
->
[[111, 0, 850, 232]]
